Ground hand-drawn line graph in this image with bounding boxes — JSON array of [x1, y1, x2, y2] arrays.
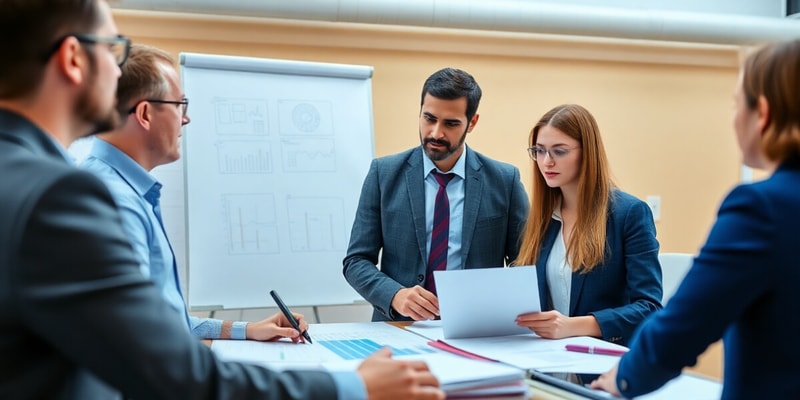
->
[[214, 98, 268, 136], [280, 138, 336, 172], [222, 193, 280, 255], [287, 197, 346, 252], [278, 100, 333, 136], [215, 141, 272, 174]]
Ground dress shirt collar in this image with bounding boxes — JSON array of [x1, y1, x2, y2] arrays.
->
[[422, 144, 468, 179], [551, 196, 563, 222], [89, 138, 160, 198]]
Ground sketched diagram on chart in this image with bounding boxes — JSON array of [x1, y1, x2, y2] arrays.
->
[[222, 193, 280, 255], [287, 197, 346, 252], [215, 141, 272, 174], [280, 138, 336, 172], [213, 98, 268, 136], [278, 100, 333, 136]]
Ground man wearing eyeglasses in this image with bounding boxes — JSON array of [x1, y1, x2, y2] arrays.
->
[[0, 1, 443, 399], [82, 44, 321, 343]]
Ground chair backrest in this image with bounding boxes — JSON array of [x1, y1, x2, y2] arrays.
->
[[657, 253, 694, 305]]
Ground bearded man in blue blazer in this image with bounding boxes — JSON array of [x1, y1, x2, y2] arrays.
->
[[344, 68, 530, 321]]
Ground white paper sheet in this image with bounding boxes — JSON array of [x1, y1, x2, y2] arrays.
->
[[407, 322, 626, 372], [434, 266, 540, 339]]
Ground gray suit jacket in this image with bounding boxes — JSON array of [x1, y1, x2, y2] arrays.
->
[[0, 109, 337, 399], [343, 146, 529, 321]]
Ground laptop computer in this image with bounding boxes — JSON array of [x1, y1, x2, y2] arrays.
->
[[434, 266, 541, 339]]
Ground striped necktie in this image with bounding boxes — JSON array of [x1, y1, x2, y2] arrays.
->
[[424, 171, 455, 294]]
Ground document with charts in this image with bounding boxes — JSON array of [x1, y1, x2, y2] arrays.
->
[[211, 322, 526, 396]]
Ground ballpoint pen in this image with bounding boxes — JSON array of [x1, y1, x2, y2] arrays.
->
[[269, 290, 313, 344], [565, 344, 627, 357]]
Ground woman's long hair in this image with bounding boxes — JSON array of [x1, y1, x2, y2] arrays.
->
[[515, 104, 613, 273]]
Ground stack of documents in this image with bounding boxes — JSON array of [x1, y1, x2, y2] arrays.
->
[[407, 321, 722, 399], [380, 352, 526, 398], [211, 322, 528, 398]]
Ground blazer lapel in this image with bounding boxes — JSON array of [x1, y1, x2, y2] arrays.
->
[[537, 220, 560, 310], [405, 149, 428, 266], [460, 149, 482, 268], [569, 266, 588, 316]]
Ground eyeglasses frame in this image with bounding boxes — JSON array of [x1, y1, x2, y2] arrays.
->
[[128, 98, 190, 117], [43, 33, 132, 67], [527, 145, 581, 161]]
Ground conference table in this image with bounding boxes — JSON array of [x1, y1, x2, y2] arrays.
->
[[205, 321, 722, 400]]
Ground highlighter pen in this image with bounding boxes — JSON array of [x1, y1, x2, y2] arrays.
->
[[565, 344, 627, 357], [269, 290, 313, 344]]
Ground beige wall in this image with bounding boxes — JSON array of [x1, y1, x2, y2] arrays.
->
[[115, 10, 744, 257]]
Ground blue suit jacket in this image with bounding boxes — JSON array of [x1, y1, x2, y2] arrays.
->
[[536, 190, 662, 346], [343, 146, 530, 321], [618, 163, 800, 399]]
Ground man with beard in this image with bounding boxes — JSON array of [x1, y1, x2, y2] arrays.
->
[[344, 68, 529, 321], [0, 1, 444, 399]]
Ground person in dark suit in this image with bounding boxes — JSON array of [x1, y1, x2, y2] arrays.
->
[[343, 68, 530, 322], [0, 1, 443, 399], [514, 104, 662, 346], [591, 39, 800, 399]]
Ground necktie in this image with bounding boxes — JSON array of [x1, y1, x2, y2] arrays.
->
[[425, 171, 455, 295]]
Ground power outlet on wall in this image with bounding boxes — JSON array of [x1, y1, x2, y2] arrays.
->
[[646, 195, 661, 222]]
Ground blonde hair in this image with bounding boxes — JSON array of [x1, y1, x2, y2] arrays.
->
[[115, 44, 176, 118], [515, 104, 613, 273]]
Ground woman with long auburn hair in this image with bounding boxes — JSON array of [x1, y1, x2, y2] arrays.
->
[[514, 104, 662, 346]]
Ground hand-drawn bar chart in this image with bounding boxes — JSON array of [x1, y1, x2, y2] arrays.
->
[[222, 193, 280, 255], [215, 140, 272, 174], [287, 197, 346, 252]]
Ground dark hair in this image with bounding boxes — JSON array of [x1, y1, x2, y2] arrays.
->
[[742, 39, 800, 164], [0, 0, 102, 99], [420, 68, 482, 121], [117, 44, 176, 118]]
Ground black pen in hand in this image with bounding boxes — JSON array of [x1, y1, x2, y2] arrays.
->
[[269, 290, 313, 344]]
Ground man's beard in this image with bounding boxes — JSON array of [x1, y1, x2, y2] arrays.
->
[[421, 128, 467, 162], [74, 72, 120, 138]]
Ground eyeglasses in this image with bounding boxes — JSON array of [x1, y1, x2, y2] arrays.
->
[[527, 145, 580, 161], [128, 98, 189, 117], [43, 34, 131, 67]]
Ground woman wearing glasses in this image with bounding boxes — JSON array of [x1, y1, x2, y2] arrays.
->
[[513, 104, 662, 346]]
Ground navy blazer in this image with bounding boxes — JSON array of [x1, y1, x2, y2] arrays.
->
[[343, 146, 530, 321], [0, 109, 338, 399], [536, 190, 662, 346], [618, 163, 800, 399]]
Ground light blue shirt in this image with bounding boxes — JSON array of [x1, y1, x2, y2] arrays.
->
[[81, 139, 245, 339], [82, 139, 366, 399], [422, 145, 467, 270]]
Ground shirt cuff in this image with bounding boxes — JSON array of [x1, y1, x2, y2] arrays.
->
[[330, 370, 367, 400], [231, 321, 248, 340]]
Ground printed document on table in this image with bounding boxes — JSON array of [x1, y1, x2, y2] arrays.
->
[[211, 322, 437, 369], [445, 334, 627, 372], [407, 321, 628, 372], [211, 322, 528, 397]]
